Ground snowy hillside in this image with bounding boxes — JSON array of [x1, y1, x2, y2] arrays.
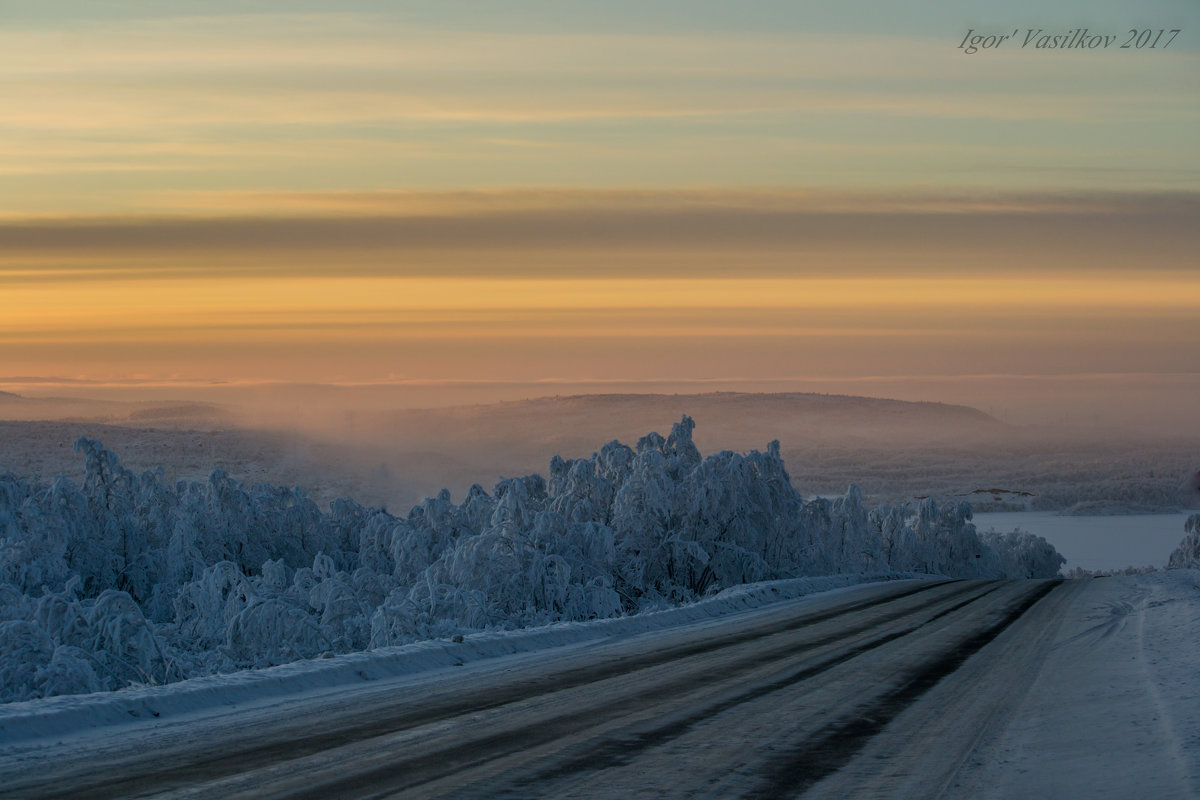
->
[[0, 417, 1066, 704]]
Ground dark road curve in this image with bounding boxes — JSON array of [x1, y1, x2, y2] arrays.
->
[[747, 579, 1059, 799], [302, 583, 1010, 800], [0, 578, 1067, 800]]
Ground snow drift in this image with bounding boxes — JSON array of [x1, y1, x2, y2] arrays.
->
[[0, 417, 1064, 703]]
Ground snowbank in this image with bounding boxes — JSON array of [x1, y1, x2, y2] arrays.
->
[[0, 573, 925, 745]]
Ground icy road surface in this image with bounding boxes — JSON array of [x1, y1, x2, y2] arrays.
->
[[1, 573, 1196, 799]]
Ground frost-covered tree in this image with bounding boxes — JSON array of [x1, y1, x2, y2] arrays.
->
[[980, 529, 1066, 579], [1167, 514, 1200, 569], [0, 421, 1066, 704]]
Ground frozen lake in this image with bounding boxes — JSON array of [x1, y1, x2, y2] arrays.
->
[[972, 511, 1194, 572]]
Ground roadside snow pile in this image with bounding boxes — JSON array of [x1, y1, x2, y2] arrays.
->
[[1167, 514, 1200, 569], [0, 574, 913, 743], [0, 418, 1064, 703]]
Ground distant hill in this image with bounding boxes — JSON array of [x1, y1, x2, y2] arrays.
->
[[128, 403, 228, 422], [1, 391, 1194, 515], [0, 392, 230, 428], [353, 392, 1005, 457]]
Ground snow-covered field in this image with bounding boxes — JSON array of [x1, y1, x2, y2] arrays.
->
[[0, 571, 1196, 798]]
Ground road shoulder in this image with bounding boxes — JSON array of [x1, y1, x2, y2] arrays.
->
[[956, 572, 1199, 800]]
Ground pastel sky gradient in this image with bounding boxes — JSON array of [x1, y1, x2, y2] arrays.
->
[[1, 0, 1198, 421]]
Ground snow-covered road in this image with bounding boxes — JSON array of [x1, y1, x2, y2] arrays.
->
[[1, 574, 1196, 799]]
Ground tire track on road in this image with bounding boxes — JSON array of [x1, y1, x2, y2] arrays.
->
[[474, 582, 1008, 799], [748, 579, 1062, 800], [271, 583, 1001, 799]]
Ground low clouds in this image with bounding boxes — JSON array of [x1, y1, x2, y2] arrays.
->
[[2, 10, 1196, 215], [1, 190, 1196, 279]]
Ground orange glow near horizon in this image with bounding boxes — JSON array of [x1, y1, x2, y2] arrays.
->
[[2, 266, 1197, 385], [2, 188, 1198, 387], [4, 274, 1198, 334]]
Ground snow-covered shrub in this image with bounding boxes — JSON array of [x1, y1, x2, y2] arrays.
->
[[0, 620, 55, 702], [86, 589, 176, 689], [37, 645, 104, 698], [980, 529, 1066, 579], [1167, 514, 1200, 569], [1067, 564, 1158, 578], [225, 598, 328, 666]]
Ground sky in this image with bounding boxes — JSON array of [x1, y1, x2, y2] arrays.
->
[[1, 1, 1198, 425]]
